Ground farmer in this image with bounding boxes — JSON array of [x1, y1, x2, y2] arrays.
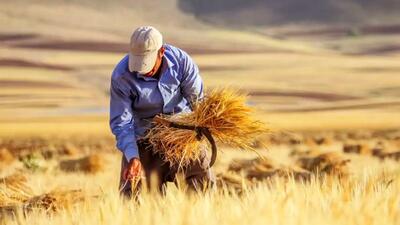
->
[[109, 26, 215, 197]]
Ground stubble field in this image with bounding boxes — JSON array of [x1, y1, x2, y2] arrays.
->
[[0, 128, 400, 225]]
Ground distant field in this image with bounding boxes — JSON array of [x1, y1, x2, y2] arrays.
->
[[1, 1, 399, 132], [1, 28, 399, 130]]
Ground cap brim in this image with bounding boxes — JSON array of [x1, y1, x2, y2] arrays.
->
[[128, 50, 158, 73]]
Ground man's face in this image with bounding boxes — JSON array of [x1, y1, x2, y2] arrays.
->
[[144, 47, 165, 77]]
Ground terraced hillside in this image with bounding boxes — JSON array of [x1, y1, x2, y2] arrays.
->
[[0, 0, 399, 132]]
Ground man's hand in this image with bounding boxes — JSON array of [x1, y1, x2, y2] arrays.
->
[[123, 157, 142, 180]]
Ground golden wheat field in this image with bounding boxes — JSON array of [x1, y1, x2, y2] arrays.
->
[[1, 127, 400, 225], [1, 0, 400, 224]]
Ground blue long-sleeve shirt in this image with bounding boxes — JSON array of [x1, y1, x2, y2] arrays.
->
[[109, 44, 203, 162]]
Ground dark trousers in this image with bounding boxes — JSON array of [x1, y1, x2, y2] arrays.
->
[[119, 139, 215, 198]]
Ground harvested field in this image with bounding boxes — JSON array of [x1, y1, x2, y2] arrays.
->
[[0, 129, 399, 225]]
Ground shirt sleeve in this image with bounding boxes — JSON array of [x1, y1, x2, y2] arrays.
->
[[180, 51, 204, 107], [109, 78, 139, 162]]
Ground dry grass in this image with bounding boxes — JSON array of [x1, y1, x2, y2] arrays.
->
[[24, 189, 87, 213], [0, 130, 399, 224], [246, 166, 311, 182], [228, 157, 276, 173], [216, 172, 250, 193], [0, 174, 33, 207], [146, 88, 268, 166], [1, 189, 88, 216], [1, 174, 88, 215], [2, 167, 399, 225]]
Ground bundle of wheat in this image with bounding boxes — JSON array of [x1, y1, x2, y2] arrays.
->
[[296, 152, 351, 177], [0, 173, 33, 207], [227, 157, 310, 182], [289, 147, 321, 158], [59, 153, 105, 173], [343, 143, 371, 155], [25, 189, 86, 212], [1, 185, 88, 215], [145, 88, 268, 166], [378, 151, 400, 161], [246, 166, 311, 182], [228, 157, 276, 173]]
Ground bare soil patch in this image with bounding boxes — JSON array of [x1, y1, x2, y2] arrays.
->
[[2, 32, 279, 55], [0, 59, 74, 71], [274, 101, 400, 112], [281, 24, 400, 38], [0, 33, 38, 42], [0, 80, 73, 89], [248, 90, 361, 102]]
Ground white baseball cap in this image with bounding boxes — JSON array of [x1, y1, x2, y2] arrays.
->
[[128, 26, 163, 73]]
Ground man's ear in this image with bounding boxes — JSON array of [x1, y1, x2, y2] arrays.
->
[[159, 47, 165, 56]]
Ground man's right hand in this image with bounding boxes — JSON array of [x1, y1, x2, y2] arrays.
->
[[123, 157, 142, 180]]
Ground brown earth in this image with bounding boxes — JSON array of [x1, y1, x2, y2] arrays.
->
[[0, 33, 38, 42], [349, 45, 400, 56], [12, 40, 274, 55], [0, 102, 60, 108], [0, 59, 74, 71], [0, 32, 282, 55], [200, 65, 246, 71], [248, 90, 361, 102], [0, 80, 73, 89], [272, 101, 400, 112], [280, 24, 400, 38]]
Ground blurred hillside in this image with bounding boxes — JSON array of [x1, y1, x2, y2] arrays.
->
[[2, 0, 309, 52], [0, 0, 399, 131], [179, 0, 400, 26], [1, 0, 399, 52], [0, 0, 202, 41]]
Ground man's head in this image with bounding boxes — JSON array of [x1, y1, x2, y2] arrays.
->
[[129, 26, 165, 76]]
